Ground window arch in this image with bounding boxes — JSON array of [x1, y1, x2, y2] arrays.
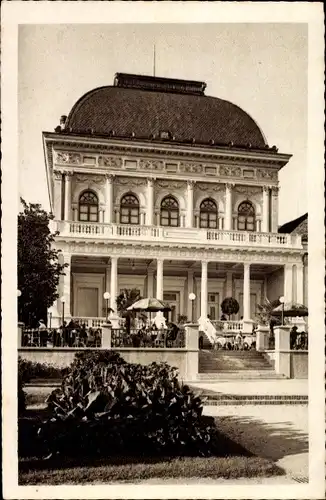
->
[[200, 198, 218, 229], [237, 201, 256, 231], [120, 193, 140, 224], [78, 190, 99, 222], [160, 195, 179, 227]]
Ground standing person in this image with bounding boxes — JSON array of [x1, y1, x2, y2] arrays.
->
[[290, 326, 298, 349], [38, 320, 48, 347]]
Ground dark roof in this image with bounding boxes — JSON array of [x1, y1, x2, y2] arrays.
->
[[278, 213, 308, 240], [64, 73, 269, 149]]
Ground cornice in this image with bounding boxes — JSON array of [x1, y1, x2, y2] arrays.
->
[[43, 132, 291, 168]]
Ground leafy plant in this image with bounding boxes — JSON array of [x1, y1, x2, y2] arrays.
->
[[116, 288, 142, 334], [177, 315, 188, 325], [256, 298, 281, 328], [31, 351, 217, 459], [18, 199, 67, 327], [221, 297, 240, 320]]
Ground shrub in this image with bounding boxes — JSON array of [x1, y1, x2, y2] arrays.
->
[[18, 358, 69, 380], [32, 351, 217, 459], [221, 297, 240, 319]]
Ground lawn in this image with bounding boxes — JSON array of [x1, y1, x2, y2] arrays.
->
[[18, 410, 285, 484]]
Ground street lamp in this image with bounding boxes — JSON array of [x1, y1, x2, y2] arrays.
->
[[279, 296, 285, 326], [60, 296, 66, 327], [103, 292, 111, 321], [189, 293, 196, 323]]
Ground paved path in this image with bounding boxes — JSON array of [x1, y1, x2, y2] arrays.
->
[[190, 379, 308, 395], [203, 404, 308, 481]]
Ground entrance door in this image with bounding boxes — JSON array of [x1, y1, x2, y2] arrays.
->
[[208, 293, 220, 321], [163, 292, 180, 323], [77, 287, 99, 317]]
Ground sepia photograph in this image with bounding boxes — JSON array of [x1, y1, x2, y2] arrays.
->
[[1, 2, 324, 499]]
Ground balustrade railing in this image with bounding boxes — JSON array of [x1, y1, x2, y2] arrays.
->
[[55, 221, 302, 249], [21, 327, 102, 348], [212, 320, 243, 332], [111, 327, 186, 348]]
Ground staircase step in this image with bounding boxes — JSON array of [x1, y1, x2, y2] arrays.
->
[[197, 370, 286, 380]]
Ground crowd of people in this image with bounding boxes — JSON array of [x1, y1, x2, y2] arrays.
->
[[112, 321, 182, 348], [21, 319, 102, 348]]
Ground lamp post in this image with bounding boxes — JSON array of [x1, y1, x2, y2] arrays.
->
[[60, 296, 66, 327], [103, 292, 111, 322], [279, 295, 285, 326], [17, 290, 21, 322], [189, 293, 196, 323]]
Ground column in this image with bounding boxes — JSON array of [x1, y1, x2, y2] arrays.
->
[[156, 259, 164, 300], [296, 263, 304, 304], [110, 257, 118, 312], [64, 172, 72, 221], [147, 269, 154, 297], [243, 263, 250, 321], [270, 187, 279, 233], [187, 268, 194, 321], [284, 263, 293, 303], [73, 206, 78, 221], [105, 266, 110, 293], [262, 186, 270, 233], [53, 170, 63, 220], [224, 183, 233, 230], [62, 253, 72, 317], [147, 178, 154, 226], [200, 261, 208, 319], [104, 174, 114, 224], [186, 181, 194, 228], [226, 271, 233, 297]]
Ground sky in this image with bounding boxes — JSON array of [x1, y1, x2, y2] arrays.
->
[[18, 23, 308, 225]]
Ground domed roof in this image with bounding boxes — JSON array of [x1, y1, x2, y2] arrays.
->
[[65, 73, 268, 149]]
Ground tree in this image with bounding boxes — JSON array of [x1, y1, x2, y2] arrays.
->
[[18, 198, 67, 327], [221, 297, 240, 320], [116, 288, 142, 334], [256, 297, 281, 329]]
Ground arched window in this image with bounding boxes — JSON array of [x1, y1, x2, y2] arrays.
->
[[120, 193, 140, 224], [237, 201, 256, 231], [200, 198, 218, 229], [78, 191, 99, 222], [160, 196, 179, 227]]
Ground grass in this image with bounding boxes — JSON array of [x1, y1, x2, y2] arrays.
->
[[19, 455, 284, 485], [18, 409, 285, 484]]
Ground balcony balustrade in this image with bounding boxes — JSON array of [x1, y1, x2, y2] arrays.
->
[[54, 220, 302, 250]]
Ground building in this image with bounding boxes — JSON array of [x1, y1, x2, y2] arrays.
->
[[43, 73, 306, 332]]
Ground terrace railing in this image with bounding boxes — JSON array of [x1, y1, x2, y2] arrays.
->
[[21, 327, 102, 348], [111, 328, 186, 348]]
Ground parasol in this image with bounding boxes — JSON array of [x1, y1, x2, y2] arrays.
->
[[271, 302, 308, 318], [127, 297, 172, 312]]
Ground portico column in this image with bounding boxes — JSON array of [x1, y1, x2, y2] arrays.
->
[[296, 263, 304, 304], [271, 187, 279, 233], [262, 186, 270, 233], [62, 253, 72, 317], [110, 257, 118, 312], [284, 263, 293, 303], [187, 268, 194, 320], [64, 172, 73, 221], [53, 170, 63, 220], [243, 263, 250, 321], [186, 180, 194, 228], [104, 174, 114, 224], [200, 261, 208, 319], [225, 183, 233, 230], [146, 178, 154, 226], [156, 259, 164, 300], [147, 269, 154, 297]]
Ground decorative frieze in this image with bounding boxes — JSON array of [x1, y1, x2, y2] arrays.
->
[[256, 169, 278, 181], [196, 182, 223, 192], [115, 177, 146, 187], [55, 151, 81, 164], [156, 180, 185, 190], [234, 185, 262, 195], [139, 159, 164, 171], [98, 155, 123, 169], [179, 162, 205, 174], [74, 174, 104, 184], [220, 165, 242, 177]]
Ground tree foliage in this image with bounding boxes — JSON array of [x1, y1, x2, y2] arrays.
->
[[18, 198, 67, 327], [256, 297, 281, 328], [221, 297, 240, 319], [116, 288, 142, 333]]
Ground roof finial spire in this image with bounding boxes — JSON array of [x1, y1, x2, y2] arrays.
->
[[153, 44, 156, 77]]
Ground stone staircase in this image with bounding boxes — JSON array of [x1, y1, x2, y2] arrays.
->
[[198, 349, 285, 380]]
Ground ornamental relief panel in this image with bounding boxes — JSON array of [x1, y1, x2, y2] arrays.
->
[[55, 151, 82, 165], [156, 180, 186, 190], [196, 182, 223, 192], [139, 159, 164, 171], [98, 155, 123, 169], [256, 168, 278, 181], [115, 176, 146, 187], [219, 165, 242, 177], [179, 162, 205, 174]]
